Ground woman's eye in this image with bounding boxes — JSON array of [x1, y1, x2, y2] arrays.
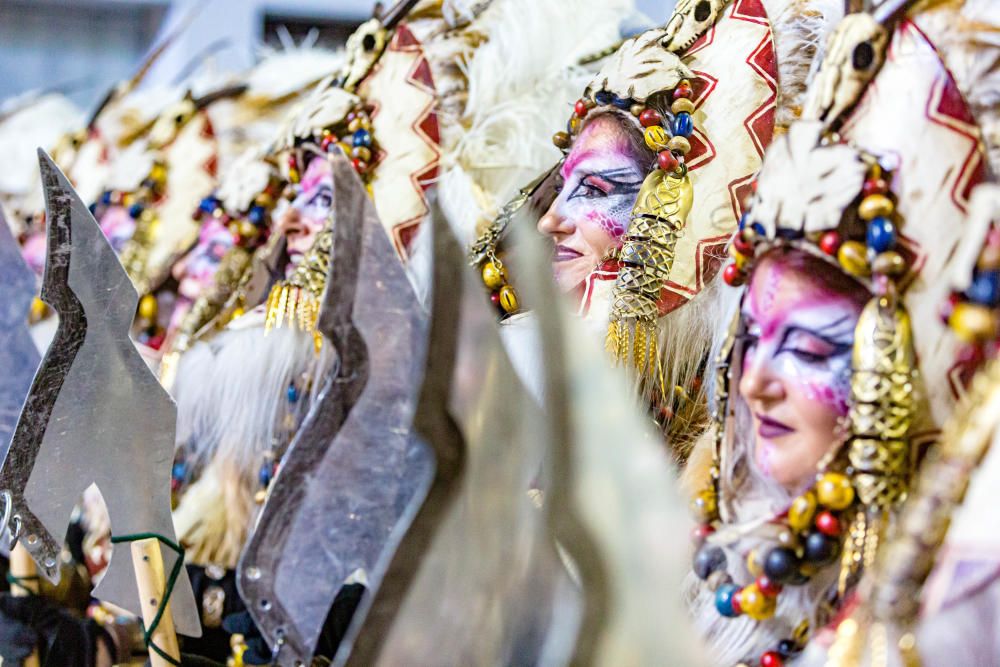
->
[[577, 182, 606, 199], [787, 348, 831, 364]]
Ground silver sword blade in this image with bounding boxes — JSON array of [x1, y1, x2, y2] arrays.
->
[[0, 150, 200, 637], [238, 154, 433, 663]]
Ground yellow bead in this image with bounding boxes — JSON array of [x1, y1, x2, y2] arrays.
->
[[668, 135, 691, 155], [337, 142, 353, 156], [644, 125, 671, 152], [859, 194, 893, 221], [254, 192, 274, 208], [569, 116, 582, 134], [837, 240, 870, 277], [978, 245, 1000, 271], [228, 221, 241, 236], [239, 220, 258, 239], [138, 294, 158, 320], [352, 146, 372, 162], [553, 131, 571, 149], [630, 103, 645, 117], [746, 549, 764, 577], [149, 163, 167, 183], [499, 285, 519, 313], [729, 244, 748, 269], [691, 488, 718, 523], [481, 261, 508, 290], [288, 168, 300, 183], [348, 117, 363, 133], [950, 302, 998, 343], [738, 583, 776, 620], [816, 472, 855, 510], [671, 97, 695, 115], [30, 297, 47, 321], [788, 490, 817, 533], [873, 251, 906, 276]]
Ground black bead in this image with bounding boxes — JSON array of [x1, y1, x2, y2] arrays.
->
[[804, 531, 840, 565], [763, 547, 799, 584], [693, 545, 727, 580], [777, 640, 798, 658]]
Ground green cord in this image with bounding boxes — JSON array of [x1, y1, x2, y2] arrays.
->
[[5, 572, 40, 595], [110, 532, 185, 666]]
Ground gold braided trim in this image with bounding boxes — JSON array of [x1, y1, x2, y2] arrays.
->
[[606, 167, 693, 393]]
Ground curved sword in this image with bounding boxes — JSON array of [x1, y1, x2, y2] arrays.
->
[[238, 154, 433, 664], [0, 151, 200, 637]]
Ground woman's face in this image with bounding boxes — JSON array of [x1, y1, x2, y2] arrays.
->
[[738, 255, 864, 492], [172, 217, 234, 300], [276, 155, 333, 270], [537, 115, 646, 293]]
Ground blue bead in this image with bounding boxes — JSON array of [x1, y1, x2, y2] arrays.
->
[[738, 213, 749, 231], [673, 112, 693, 137], [715, 583, 740, 617], [100, 191, 112, 205], [866, 216, 896, 253], [129, 203, 144, 219], [199, 196, 218, 214], [172, 461, 187, 481], [751, 222, 766, 237], [353, 129, 372, 148], [88, 203, 98, 216], [259, 463, 273, 487], [612, 95, 631, 109], [287, 384, 299, 403], [594, 90, 612, 106], [249, 205, 266, 226], [968, 270, 1000, 306]]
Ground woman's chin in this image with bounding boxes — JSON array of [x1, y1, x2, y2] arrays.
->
[[552, 260, 594, 294]]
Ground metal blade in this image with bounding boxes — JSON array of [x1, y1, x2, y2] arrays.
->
[[0, 151, 200, 637], [237, 154, 433, 664], [0, 208, 39, 466], [334, 203, 566, 666]]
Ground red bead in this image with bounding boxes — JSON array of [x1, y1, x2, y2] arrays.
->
[[731, 589, 743, 615], [863, 178, 889, 196], [673, 85, 692, 100], [490, 292, 501, 305], [287, 156, 297, 168], [321, 136, 335, 151], [761, 651, 784, 667], [639, 108, 663, 128], [819, 231, 841, 256], [657, 150, 679, 172], [733, 230, 754, 256], [574, 99, 588, 117], [815, 511, 841, 536], [756, 575, 782, 597], [351, 158, 368, 173], [692, 524, 715, 545], [723, 263, 745, 287]]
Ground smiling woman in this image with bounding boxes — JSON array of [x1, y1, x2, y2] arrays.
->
[[537, 113, 653, 295]]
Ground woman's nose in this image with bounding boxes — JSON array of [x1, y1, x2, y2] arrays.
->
[[738, 350, 785, 407], [278, 206, 305, 237], [537, 199, 574, 237]]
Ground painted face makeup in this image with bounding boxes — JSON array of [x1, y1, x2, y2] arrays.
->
[[537, 114, 647, 293], [172, 217, 235, 301], [737, 252, 866, 492], [276, 155, 334, 270]]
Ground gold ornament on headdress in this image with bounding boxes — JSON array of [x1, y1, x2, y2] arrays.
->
[[264, 225, 332, 352], [606, 167, 693, 395]]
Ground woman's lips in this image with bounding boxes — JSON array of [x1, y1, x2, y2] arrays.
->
[[756, 414, 794, 439], [554, 244, 583, 262]]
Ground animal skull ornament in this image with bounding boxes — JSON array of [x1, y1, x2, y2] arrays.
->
[[147, 95, 198, 149], [802, 12, 889, 128], [339, 18, 390, 93], [659, 0, 731, 53], [584, 29, 694, 103]]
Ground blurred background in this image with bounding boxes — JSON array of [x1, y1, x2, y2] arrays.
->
[[0, 0, 674, 112]]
